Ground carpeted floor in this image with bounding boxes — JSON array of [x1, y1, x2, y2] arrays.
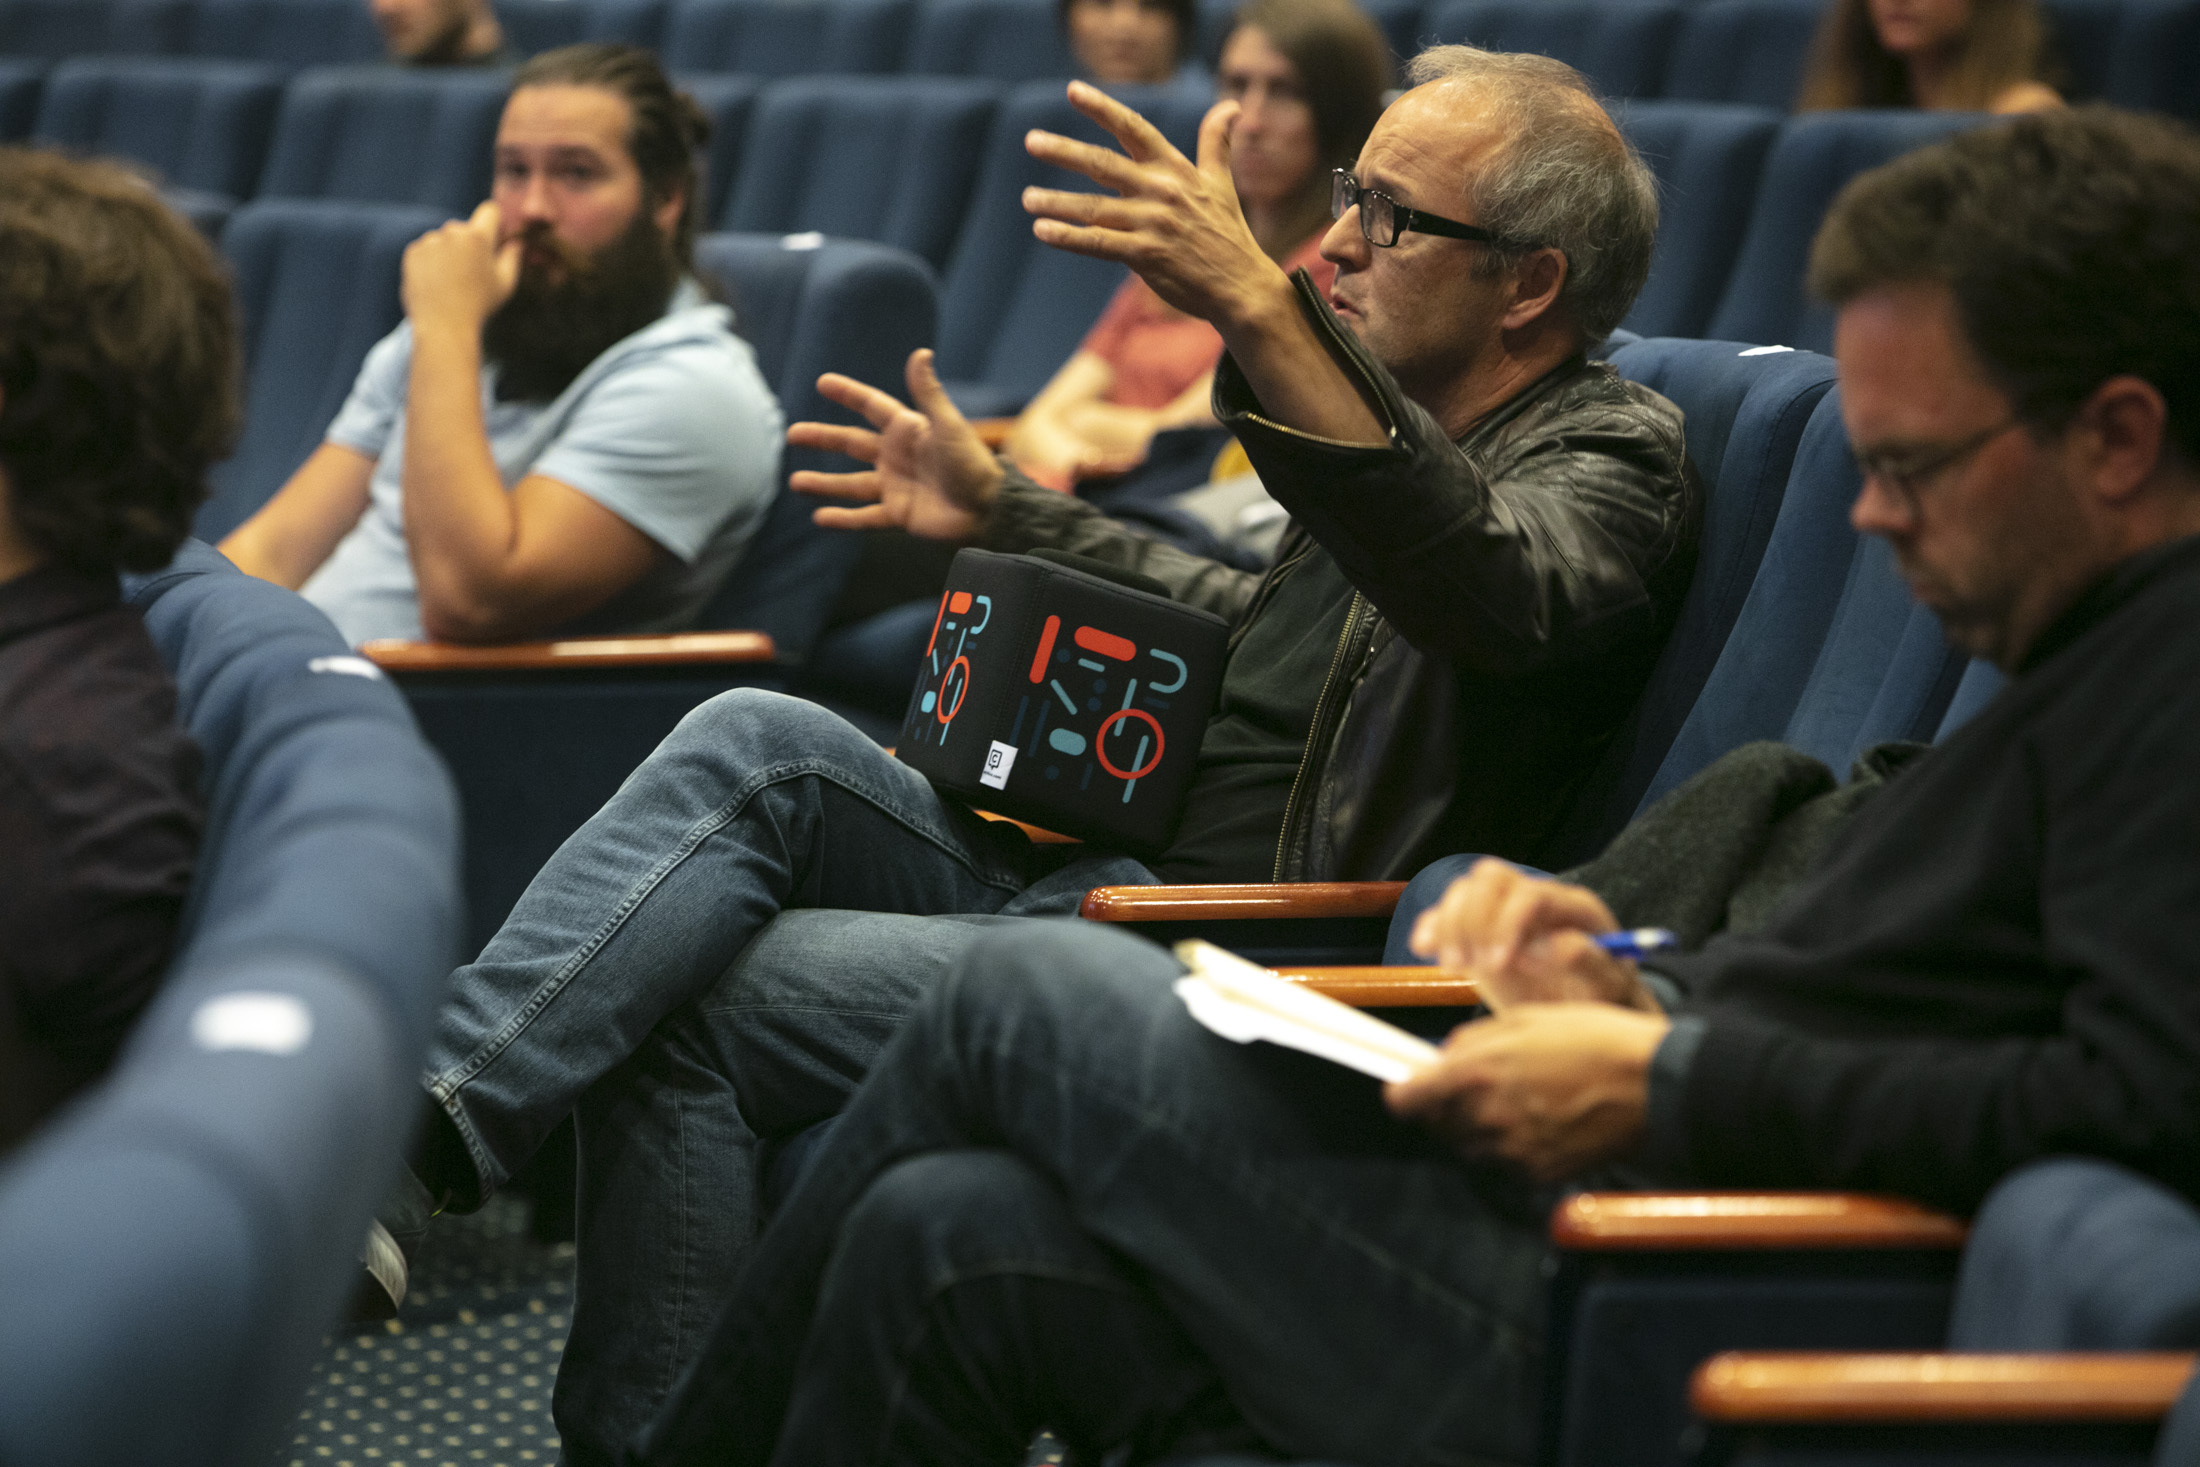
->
[[281, 1198, 572, 1466]]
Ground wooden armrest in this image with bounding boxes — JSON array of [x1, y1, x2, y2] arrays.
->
[[361, 630, 777, 673], [1553, 1192, 1968, 1252], [972, 417, 1015, 449], [1079, 882, 1408, 923], [1274, 965, 1479, 1007], [1691, 1351, 2198, 1423], [974, 809, 1080, 844]]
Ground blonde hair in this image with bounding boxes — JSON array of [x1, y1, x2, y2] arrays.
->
[[1796, 0, 2055, 111]]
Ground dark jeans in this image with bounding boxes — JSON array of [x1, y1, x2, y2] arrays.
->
[[640, 922, 1556, 1467]]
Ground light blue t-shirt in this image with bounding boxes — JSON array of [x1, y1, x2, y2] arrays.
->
[[303, 278, 782, 645]]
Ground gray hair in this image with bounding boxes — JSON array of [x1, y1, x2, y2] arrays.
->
[[1402, 45, 1658, 340]]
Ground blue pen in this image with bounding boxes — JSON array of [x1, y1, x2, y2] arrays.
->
[[1593, 927, 1679, 961]]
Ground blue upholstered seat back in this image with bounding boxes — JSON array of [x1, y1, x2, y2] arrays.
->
[[665, 0, 913, 75], [1546, 339, 1839, 860], [722, 74, 1001, 270], [674, 71, 762, 234], [1705, 109, 1988, 354], [1424, 0, 1683, 101], [1640, 386, 1967, 806], [1661, 0, 1822, 105], [494, 0, 669, 55], [257, 65, 507, 211], [906, 0, 1079, 80], [1613, 101, 1781, 339], [201, 198, 449, 540], [692, 232, 939, 656], [0, 544, 457, 1467], [0, 0, 190, 57], [937, 78, 1210, 417], [34, 56, 284, 199], [184, 0, 381, 63]]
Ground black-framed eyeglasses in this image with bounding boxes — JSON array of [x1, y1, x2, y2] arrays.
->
[[1331, 169, 1502, 249], [1852, 417, 2023, 514]]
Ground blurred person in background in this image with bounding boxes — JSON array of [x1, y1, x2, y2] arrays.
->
[[370, 0, 513, 66], [1798, 0, 2062, 112], [1062, 0, 1198, 85]]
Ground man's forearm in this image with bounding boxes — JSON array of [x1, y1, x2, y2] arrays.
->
[[400, 322, 521, 631], [1211, 269, 1388, 447]]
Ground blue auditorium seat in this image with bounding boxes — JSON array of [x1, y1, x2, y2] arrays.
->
[[906, 0, 1079, 81], [720, 74, 1002, 269], [390, 232, 939, 952], [1935, 657, 2003, 739], [201, 199, 449, 540], [494, 0, 668, 54], [1704, 109, 1988, 355], [184, 0, 385, 63], [255, 65, 508, 213], [1639, 384, 1968, 808], [1423, 0, 1682, 101], [674, 71, 761, 241], [1541, 339, 1840, 863], [0, 0, 189, 56], [936, 78, 1210, 418], [2105, 0, 2200, 118], [664, 0, 913, 75], [0, 58, 42, 137], [33, 57, 285, 203], [0, 542, 459, 1467], [1660, 0, 1824, 107], [1613, 101, 1780, 340]]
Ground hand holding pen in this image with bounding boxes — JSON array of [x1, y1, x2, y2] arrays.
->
[[1410, 858, 1675, 1013]]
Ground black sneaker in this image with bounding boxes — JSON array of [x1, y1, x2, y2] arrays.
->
[[346, 1164, 446, 1324]]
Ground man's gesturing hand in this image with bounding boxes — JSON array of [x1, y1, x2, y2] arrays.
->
[[1409, 858, 1664, 1012], [1386, 1004, 1670, 1182], [403, 201, 520, 336], [787, 348, 1006, 542], [1023, 82, 1291, 334]]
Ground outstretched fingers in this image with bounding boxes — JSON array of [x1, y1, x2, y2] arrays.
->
[[1194, 99, 1242, 189], [902, 348, 963, 425], [789, 466, 884, 502], [1024, 128, 1153, 194], [1063, 78, 1180, 165], [786, 420, 882, 465], [815, 371, 915, 431]]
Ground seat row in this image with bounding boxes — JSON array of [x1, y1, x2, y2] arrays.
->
[[3, 0, 2198, 116]]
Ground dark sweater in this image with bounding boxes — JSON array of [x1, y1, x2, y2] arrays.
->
[[0, 567, 201, 1151], [1650, 534, 2200, 1214]]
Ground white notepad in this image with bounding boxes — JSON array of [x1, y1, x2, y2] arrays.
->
[[1172, 939, 1440, 1083]]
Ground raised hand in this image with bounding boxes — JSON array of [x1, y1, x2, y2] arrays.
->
[[402, 201, 520, 336], [1021, 82, 1286, 334], [786, 348, 1007, 542], [1408, 858, 1662, 1012]]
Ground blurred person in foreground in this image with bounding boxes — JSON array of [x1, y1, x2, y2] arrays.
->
[[1798, 0, 2062, 112], [642, 104, 2200, 1467], [222, 45, 779, 646], [409, 46, 1698, 1464], [0, 151, 216, 1154]]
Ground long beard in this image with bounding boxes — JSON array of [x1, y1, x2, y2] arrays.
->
[[482, 213, 680, 405]]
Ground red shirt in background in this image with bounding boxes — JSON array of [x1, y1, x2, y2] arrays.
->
[[1077, 232, 1336, 409]]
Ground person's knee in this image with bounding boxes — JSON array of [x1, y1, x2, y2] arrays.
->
[[659, 688, 880, 777], [839, 1151, 1089, 1288]]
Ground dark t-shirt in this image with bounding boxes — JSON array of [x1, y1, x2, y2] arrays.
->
[[0, 567, 201, 1152], [1149, 544, 1355, 883]]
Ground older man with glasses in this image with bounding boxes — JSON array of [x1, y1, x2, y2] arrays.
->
[[408, 45, 1699, 1464]]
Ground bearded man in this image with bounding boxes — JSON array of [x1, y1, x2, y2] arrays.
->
[[222, 44, 780, 646]]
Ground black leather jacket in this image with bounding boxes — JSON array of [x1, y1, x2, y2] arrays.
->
[[981, 273, 1700, 880]]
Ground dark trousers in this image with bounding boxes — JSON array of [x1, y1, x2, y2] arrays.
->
[[639, 922, 1556, 1467]]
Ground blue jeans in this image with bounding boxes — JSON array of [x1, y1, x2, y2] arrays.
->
[[418, 690, 1154, 1463], [641, 921, 1556, 1467]]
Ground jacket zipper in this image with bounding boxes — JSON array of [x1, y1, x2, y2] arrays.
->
[[1273, 589, 1367, 880]]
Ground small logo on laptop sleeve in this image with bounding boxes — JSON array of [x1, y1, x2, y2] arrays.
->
[[979, 740, 1019, 790]]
